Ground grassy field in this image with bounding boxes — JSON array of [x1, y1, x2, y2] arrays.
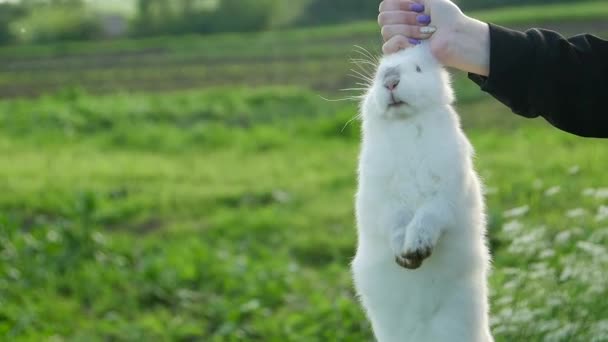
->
[[2, 88, 608, 341], [1, 2, 608, 341]]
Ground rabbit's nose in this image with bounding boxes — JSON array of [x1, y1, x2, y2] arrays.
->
[[384, 77, 400, 91]]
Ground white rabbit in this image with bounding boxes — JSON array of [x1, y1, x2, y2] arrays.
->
[[352, 44, 493, 342]]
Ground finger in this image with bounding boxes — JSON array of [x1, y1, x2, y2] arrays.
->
[[379, 11, 427, 26], [380, 0, 424, 13], [382, 35, 411, 55], [381, 24, 436, 42]]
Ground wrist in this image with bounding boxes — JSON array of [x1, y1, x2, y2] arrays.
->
[[450, 15, 491, 76]]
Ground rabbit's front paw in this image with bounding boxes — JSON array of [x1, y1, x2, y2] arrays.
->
[[395, 225, 435, 270]]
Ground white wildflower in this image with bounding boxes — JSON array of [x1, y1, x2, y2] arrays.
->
[[566, 208, 587, 218], [576, 241, 607, 258], [503, 205, 530, 218], [46, 230, 60, 242], [595, 188, 608, 199], [583, 188, 596, 196], [568, 165, 580, 175], [539, 249, 556, 259], [502, 220, 523, 234], [596, 205, 608, 222], [544, 186, 561, 196]]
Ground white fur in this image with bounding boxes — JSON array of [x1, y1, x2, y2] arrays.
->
[[352, 44, 493, 342]]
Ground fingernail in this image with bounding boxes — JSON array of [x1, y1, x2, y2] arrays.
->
[[419, 26, 437, 34], [408, 38, 421, 45], [416, 14, 431, 24], [410, 3, 425, 12]]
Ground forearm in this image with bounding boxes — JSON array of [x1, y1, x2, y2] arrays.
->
[[469, 25, 608, 137]]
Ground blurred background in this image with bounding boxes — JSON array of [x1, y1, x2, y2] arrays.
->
[[0, 0, 607, 340]]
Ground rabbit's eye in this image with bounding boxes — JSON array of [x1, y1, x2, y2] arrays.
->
[[416, 65, 422, 73]]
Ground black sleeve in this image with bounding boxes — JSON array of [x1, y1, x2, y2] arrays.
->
[[468, 24, 608, 138]]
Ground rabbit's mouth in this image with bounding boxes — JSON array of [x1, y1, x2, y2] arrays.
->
[[388, 99, 408, 108], [388, 92, 408, 108]]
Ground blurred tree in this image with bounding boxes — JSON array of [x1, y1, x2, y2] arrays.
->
[[18, 0, 85, 7], [9, 0, 102, 44], [211, 0, 279, 33], [133, 0, 196, 36], [0, 4, 27, 44], [298, 0, 378, 26], [271, 0, 310, 27], [132, 0, 278, 36]]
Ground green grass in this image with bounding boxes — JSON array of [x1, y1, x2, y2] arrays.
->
[[1, 87, 608, 340]]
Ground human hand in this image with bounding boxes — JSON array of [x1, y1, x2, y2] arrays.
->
[[379, 0, 490, 76], [378, 0, 437, 54]]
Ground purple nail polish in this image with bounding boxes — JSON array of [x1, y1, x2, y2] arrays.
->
[[408, 38, 421, 45], [410, 3, 425, 12], [417, 14, 431, 24]]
